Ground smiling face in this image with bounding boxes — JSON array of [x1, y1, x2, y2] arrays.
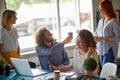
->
[[75, 29, 96, 52], [76, 35, 86, 50], [44, 30, 54, 42]]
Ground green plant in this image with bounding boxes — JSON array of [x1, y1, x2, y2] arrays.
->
[[0, 57, 4, 68], [0, 57, 5, 75], [83, 57, 97, 72]]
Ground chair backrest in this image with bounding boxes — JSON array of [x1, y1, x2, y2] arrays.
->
[[117, 42, 120, 58], [100, 63, 117, 79]]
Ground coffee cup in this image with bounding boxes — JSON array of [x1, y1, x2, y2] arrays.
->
[[54, 70, 60, 80]]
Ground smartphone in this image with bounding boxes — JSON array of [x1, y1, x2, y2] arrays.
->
[[68, 32, 73, 37]]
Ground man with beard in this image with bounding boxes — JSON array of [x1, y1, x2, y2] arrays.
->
[[35, 26, 72, 70]]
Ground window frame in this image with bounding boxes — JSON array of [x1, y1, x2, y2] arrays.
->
[[2, 0, 94, 55]]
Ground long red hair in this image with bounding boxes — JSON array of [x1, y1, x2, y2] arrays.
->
[[99, 0, 116, 18]]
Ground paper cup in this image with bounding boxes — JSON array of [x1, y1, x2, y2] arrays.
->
[[54, 70, 60, 80]]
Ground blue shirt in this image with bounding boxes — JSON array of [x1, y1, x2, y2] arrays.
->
[[94, 18, 120, 57], [35, 42, 70, 70]]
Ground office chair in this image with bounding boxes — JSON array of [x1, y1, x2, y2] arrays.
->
[[114, 58, 120, 78]]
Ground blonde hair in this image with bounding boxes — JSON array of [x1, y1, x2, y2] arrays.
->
[[1, 9, 16, 28]]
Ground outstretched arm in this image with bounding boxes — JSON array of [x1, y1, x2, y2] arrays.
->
[[62, 36, 72, 45]]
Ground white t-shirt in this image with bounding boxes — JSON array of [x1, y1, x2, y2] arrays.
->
[[73, 49, 98, 75], [0, 26, 19, 52]]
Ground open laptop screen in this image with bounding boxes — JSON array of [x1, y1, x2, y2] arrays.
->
[[10, 58, 48, 76]]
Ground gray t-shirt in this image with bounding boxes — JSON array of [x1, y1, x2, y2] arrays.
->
[[0, 26, 19, 52]]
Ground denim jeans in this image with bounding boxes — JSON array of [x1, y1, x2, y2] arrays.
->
[[99, 48, 115, 67]]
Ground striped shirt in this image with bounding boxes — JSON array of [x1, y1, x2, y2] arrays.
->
[[94, 18, 120, 57]]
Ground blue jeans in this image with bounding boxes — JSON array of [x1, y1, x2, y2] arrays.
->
[[99, 48, 115, 67]]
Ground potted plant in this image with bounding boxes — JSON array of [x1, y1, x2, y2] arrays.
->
[[0, 57, 5, 75]]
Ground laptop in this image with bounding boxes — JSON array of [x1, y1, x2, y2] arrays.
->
[[10, 58, 48, 77]]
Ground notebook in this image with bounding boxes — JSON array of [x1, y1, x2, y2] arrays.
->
[[10, 58, 48, 77]]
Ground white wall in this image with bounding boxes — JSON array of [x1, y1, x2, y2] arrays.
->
[[112, 0, 120, 10]]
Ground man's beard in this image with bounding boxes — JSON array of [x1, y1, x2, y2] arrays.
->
[[45, 38, 54, 43]]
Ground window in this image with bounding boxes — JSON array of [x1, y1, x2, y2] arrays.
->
[[79, 0, 93, 32], [5, 0, 93, 55]]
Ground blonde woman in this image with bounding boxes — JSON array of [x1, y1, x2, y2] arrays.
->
[[0, 9, 20, 66]]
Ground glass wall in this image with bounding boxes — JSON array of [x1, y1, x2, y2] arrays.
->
[[79, 0, 93, 32], [59, 0, 77, 41], [5, 0, 93, 54]]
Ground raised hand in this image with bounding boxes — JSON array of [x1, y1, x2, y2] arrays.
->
[[94, 36, 104, 42], [87, 47, 96, 57], [63, 36, 72, 45]]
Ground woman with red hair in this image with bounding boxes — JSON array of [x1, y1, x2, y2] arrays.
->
[[94, 0, 120, 67]]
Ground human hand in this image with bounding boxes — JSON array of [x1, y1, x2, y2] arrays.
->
[[58, 64, 65, 68], [63, 36, 72, 45], [94, 36, 98, 41], [49, 63, 57, 71], [87, 47, 96, 57], [94, 36, 104, 42]]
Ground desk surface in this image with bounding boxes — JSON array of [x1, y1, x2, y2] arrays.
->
[[34, 71, 77, 80], [0, 69, 17, 80], [0, 69, 77, 80], [1, 70, 120, 80], [0, 69, 52, 80]]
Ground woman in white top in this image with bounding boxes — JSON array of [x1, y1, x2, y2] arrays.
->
[[0, 9, 20, 66], [49, 29, 99, 76]]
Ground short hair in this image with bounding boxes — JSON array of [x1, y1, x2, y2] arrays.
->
[[83, 57, 97, 72]]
